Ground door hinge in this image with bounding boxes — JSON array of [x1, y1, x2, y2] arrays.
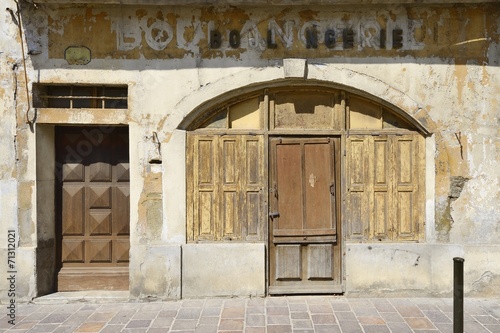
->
[[269, 212, 280, 219], [343, 149, 346, 156], [330, 184, 335, 196]]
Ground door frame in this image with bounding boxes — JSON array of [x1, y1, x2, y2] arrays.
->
[[267, 135, 343, 295], [54, 125, 130, 291]]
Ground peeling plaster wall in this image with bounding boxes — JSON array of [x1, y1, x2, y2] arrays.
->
[[1, 1, 499, 301], [1, 0, 37, 303]]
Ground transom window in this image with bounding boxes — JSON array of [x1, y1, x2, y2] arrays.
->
[[33, 84, 128, 109]]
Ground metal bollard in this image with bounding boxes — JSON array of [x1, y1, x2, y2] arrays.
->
[[454, 257, 465, 333]]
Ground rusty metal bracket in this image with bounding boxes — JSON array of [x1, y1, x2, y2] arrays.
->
[[148, 131, 162, 164]]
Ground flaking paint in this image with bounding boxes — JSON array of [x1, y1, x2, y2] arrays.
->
[[41, 5, 499, 61]]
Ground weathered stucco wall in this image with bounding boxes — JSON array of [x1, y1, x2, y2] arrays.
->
[[0, 0, 499, 302], [1, 0, 38, 304], [346, 244, 500, 296], [182, 244, 266, 298]]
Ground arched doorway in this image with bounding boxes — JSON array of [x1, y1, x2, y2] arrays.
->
[[183, 84, 427, 294]]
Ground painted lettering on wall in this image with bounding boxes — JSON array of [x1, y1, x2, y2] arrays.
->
[[110, 10, 424, 55], [47, 6, 492, 61]]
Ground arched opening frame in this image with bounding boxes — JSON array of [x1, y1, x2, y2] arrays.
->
[[179, 79, 431, 294], [183, 82, 429, 244]]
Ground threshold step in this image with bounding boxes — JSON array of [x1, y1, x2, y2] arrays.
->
[[32, 291, 130, 304]]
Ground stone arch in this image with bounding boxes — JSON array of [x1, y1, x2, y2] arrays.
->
[[173, 64, 435, 135], [171, 63, 448, 243]]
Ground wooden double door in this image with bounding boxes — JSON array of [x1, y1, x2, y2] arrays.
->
[[55, 126, 130, 291], [269, 137, 342, 294]]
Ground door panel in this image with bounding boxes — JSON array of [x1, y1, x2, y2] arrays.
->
[[269, 137, 342, 294], [304, 142, 336, 231], [56, 126, 129, 291], [276, 245, 301, 280], [307, 244, 333, 280], [275, 143, 303, 231]]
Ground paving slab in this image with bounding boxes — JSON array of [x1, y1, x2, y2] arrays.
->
[[2, 296, 500, 332]]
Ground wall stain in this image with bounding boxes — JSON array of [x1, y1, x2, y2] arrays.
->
[[42, 4, 499, 61]]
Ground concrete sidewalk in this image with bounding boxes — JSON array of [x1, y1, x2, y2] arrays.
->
[[2, 295, 500, 333]]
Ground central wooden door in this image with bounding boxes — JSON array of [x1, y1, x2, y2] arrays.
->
[[56, 126, 130, 291], [269, 137, 342, 294]]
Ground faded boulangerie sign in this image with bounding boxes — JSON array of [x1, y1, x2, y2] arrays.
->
[[46, 6, 496, 61]]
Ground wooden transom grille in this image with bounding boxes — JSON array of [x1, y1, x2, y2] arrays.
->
[[33, 84, 128, 109]]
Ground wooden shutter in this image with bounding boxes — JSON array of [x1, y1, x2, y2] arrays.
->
[[187, 134, 264, 241], [220, 136, 239, 240], [187, 135, 218, 241], [241, 136, 265, 241], [346, 134, 424, 241], [392, 134, 425, 240], [346, 136, 369, 240], [372, 136, 392, 240]]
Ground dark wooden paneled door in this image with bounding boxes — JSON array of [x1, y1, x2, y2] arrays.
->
[[269, 137, 342, 294], [56, 126, 130, 291]]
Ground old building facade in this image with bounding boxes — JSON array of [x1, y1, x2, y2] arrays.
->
[[0, 0, 499, 302]]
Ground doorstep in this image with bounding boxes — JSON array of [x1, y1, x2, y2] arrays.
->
[[31, 291, 130, 304]]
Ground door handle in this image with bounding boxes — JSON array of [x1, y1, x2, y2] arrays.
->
[[269, 212, 280, 219]]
